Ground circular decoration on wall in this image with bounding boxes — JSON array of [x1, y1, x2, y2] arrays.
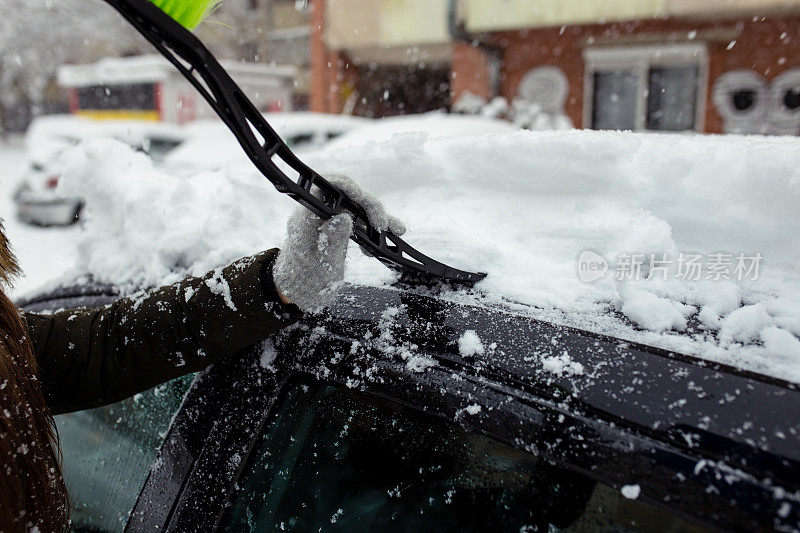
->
[[517, 66, 569, 114], [712, 70, 769, 121], [769, 68, 800, 120]]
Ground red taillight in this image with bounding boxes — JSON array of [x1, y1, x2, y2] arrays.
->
[[45, 175, 60, 189]]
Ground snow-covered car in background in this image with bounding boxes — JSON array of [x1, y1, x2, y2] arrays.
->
[[13, 115, 185, 226], [322, 112, 519, 150], [161, 112, 370, 176]]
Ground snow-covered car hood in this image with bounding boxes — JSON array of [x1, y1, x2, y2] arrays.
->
[[41, 128, 800, 383]]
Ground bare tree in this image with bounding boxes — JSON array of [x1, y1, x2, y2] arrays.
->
[[0, 0, 148, 134], [0, 0, 287, 134]]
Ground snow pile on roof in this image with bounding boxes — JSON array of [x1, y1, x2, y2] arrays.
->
[[53, 126, 800, 382], [56, 139, 293, 289], [162, 112, 370, 175], [56, 54, 298, 88], [56, 55, 172, 87]]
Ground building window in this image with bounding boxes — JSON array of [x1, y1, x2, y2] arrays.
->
[[584, 44, 707, 132], [646, 66, 699, 131], [76, 83, 157, 111], [592, 69, 638, 131], [243, 41, 260, 61]]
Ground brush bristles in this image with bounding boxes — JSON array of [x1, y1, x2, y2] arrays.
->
[[149, 0, 223, 29]]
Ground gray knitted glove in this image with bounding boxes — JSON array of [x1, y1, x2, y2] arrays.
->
[[273, 174, 405, 312]]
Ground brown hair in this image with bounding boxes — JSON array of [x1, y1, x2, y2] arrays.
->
[[0, 222, 69, 532]]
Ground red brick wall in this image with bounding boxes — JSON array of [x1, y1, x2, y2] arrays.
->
[[486, 26, 586, 127], [452, 14, 800, 132], [309, 0, 356, 114], [309, 0, 326, 112], [451, 41, 493, 101]]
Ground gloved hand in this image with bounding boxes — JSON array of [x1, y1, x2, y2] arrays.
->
[[272, 173, 406, 312]]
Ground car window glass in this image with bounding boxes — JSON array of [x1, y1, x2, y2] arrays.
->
[[285, 133, 315, 148], [55, 375, 193, 532], [646, 66, 699, 131], [223, 381, 709, 532], [142, 137, 183, 161]]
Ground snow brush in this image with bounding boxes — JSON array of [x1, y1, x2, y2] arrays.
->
[[101, 0, 486, 285], [146, 0, 222, 30]]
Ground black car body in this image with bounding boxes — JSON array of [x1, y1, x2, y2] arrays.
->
[[20, 283, 800, 532]]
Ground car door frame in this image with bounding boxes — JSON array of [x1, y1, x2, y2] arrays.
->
[[121, 285, 800, 532], [16, 283, 800, 532]]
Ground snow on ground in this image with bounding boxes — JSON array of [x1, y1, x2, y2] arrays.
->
[[3, 123, 800, 383]]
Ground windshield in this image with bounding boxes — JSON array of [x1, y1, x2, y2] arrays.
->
[[56, 375, 192, 530]]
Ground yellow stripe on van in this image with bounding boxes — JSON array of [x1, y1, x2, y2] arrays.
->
[[75, 110, 161, 121]]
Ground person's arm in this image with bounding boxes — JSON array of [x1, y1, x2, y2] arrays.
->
[[25, 249, 301, 415]]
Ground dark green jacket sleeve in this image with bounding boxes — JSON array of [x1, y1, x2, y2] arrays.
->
[[24, 249, 302, 415]]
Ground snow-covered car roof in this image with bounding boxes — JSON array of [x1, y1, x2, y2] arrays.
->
[[161, 112, 370, 174], [39, 126, 800, 384], [56, 54, 298, 88]]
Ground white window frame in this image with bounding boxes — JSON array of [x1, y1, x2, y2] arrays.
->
[[582, 44, 708, 132]]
